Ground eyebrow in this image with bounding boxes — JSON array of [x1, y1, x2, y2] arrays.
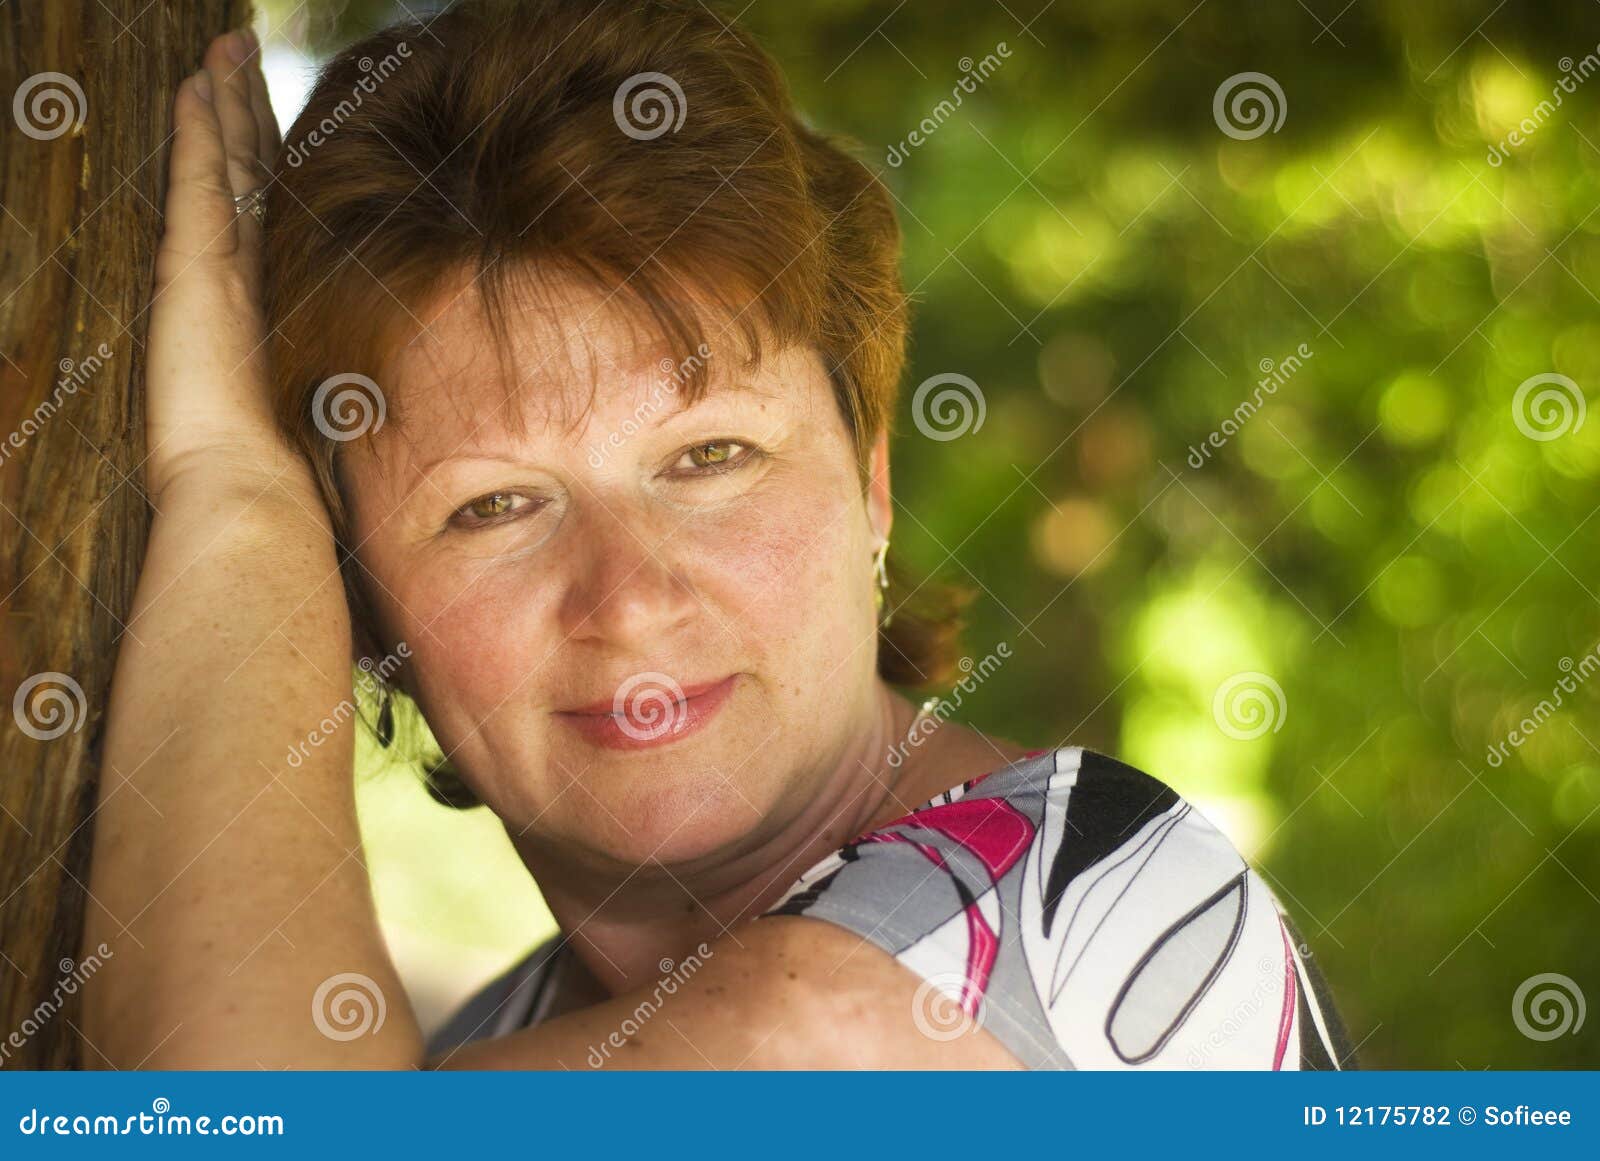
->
[[406, 378, 786, 479]]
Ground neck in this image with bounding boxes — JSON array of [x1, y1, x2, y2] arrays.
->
[[512, 683, 938, 995]]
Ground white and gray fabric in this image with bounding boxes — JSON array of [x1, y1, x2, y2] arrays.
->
[[762, 746, 1355, 1069]]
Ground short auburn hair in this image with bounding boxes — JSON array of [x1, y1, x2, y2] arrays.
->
[[263, 0, 968, 783]]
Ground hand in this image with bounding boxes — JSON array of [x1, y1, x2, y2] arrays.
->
[[145, 28, 286, 502]]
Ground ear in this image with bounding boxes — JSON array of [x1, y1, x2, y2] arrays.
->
[[866, 429, 893, 545]]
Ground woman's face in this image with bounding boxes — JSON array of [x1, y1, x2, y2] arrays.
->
[[342, 270, 891, 870]]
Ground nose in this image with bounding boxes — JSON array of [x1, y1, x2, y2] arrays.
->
[[556, 494, 698, 650]]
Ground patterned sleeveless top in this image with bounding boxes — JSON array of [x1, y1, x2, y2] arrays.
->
[[429, 747, 1358, 1069]]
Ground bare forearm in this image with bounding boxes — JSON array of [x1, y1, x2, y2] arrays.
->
[[82, 449, 420, 1068], [429, 917, 1023, 1070]]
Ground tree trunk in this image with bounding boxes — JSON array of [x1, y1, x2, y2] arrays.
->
[[0, 0, 252, 1071]]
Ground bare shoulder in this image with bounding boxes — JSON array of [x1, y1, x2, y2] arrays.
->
[[725, 914, 1024, 1068]]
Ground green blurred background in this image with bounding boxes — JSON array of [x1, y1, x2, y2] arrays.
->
[[259, 0, 1600, 1068]]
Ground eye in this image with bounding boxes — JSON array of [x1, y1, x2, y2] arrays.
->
[[449, 491, 543, 528], [673, 440, 758, 473]]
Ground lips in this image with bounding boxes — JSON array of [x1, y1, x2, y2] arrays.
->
[[553, 673, 738, 751]]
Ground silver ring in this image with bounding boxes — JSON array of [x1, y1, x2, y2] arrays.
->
[[233, 186, 266, 227]]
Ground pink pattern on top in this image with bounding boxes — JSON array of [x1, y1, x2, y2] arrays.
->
[[758, 747, 1355, 1069], [858, 796, 1035, 1014], [1272, 918, 1299, 1070]]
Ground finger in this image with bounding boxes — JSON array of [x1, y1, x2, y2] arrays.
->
[[243, 30, 282, 169], [156, 71, 240, 268], [203, 31, 266, 197]]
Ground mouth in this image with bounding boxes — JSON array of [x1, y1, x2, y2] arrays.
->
[[553, 673, 739, 751]]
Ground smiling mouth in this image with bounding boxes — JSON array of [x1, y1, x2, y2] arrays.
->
[[553, 674, 739, 750]]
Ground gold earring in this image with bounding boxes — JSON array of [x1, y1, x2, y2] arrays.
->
[[874, 540, 891, 628]]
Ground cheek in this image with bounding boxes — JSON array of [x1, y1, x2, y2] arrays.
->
[[691, 468, 872, 667], [369, 548, 557, 718]]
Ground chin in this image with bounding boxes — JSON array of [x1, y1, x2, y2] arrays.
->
[[571, 753, 780, 869]]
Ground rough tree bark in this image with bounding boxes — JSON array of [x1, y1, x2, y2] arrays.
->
[[1, 0, 252, 1070]]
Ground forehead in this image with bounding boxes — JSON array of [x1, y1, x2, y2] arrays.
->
[[378, 264, 784, 440]]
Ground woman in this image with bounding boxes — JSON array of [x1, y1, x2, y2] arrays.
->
[[82, 0, 1355, 1069]]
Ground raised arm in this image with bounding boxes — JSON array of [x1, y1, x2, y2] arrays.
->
[[79, 30, 419, 1069]]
